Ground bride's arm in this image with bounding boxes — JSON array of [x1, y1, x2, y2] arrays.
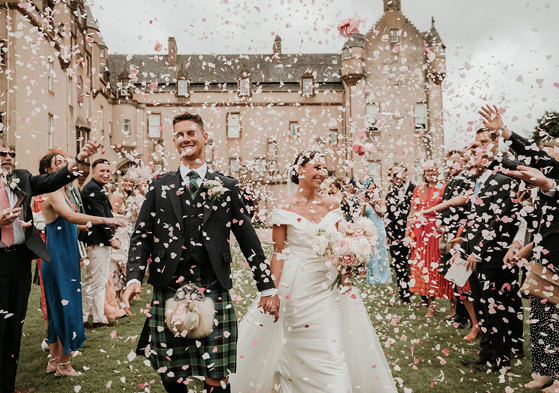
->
[[270, 224, 287, 287]]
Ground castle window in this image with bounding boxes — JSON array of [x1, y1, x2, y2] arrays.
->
[[123, 119, 131, 136], [390, 29, 399, 43], [99, 47, 105, 58], [367, 160, 381, 180], [329, 129, 338, 145], [177, 79, 189, 97], [302, 77, 314, 96], [148, 113, 162, 138], [365, 103, 380, 132], [48, 114, 54, 149], [414, 103, 427, 130], [229, 157, 240, 173], [342, 48, 351, 60], [227, 113, 241, 138], [239, 77, 251, 96], [289, 121, 299, 138]]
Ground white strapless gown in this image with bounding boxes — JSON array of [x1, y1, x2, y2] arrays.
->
[[230, 208, 398, 393]]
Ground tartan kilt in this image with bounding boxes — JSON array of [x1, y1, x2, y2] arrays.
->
[[136, 275, 237, 379]]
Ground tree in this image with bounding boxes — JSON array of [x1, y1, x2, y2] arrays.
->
[[531, 111, 559, 145]]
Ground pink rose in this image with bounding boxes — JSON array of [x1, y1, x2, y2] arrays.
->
[[337, 17, 363, 38], [352, 142, 366, 156]]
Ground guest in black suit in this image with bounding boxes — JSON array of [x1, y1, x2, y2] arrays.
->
[[81, 158, 121, 328], [480, 104, 559, 390], [385, 164, 415, 303], [453, 141, 523, 372], [0, 140, 99, 393], [122, 113, 278, 393]]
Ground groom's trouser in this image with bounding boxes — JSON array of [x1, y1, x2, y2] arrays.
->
[[0, 247, 33, 393], [389, 242, 411, 300], [82, 245, 111, 323]]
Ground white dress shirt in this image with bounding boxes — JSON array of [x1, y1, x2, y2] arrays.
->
[[0, 177, 25, 248], [179, 162, 207, 186]]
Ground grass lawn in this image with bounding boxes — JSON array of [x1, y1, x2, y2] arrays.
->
[[16, 244, 534, 392]]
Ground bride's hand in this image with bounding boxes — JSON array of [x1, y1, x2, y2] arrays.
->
[[258, 294, 280, 322]]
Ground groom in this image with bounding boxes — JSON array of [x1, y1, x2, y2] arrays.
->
[[122, 113, 279, 393]]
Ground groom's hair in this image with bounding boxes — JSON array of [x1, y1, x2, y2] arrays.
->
[[173, 112, 204, 132]]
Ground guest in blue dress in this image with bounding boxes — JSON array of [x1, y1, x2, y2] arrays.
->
[[362, 179, 392, 285], [39, 153, 124, 377]]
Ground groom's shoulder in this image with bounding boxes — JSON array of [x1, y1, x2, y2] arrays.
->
[[213, 171, 239, 186]]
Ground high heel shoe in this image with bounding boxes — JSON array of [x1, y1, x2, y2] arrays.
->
[[46, 357, 58, 374], [55, 361, 81, 377], [463, 324, 482, 341]]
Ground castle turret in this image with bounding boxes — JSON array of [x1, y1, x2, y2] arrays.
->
[[341, 33, 365, 86], [424, 17, 446, 84]]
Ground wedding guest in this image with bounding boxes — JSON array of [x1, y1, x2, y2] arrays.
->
[[453, 140, 523, 372], [341, 177, 360, 222], [439, 150, 470, 322], [385, 164, 415, 303], [328, 180, 344, 202], [105, 175, 140, 318], [362, 179, 391, 285], [480, 105, 558, 388], [406, 163, 453, 317], [81, 158, 121, 328], [39, 152, 124, 376], [0, 140, 99, 393]]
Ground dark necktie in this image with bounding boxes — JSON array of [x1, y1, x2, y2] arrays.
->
[[187, 171, 200, 200]]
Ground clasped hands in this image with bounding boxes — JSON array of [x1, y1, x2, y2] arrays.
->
[[258, 294, 280, 322]]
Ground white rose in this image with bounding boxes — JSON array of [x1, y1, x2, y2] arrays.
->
[[312, 235, 330, 256], [337, 219, 350, 234], [354, 237, 373, 262]]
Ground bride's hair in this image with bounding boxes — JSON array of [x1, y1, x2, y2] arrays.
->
[[290, 150, 320, 184]]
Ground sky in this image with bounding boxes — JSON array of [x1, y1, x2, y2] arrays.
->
[[88, 0, 559, 149]]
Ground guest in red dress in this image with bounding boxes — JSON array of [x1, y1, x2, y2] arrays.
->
[[406, 164, 454, 317]]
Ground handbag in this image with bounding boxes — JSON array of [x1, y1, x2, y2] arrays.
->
[[519, 261, 559, 305], [164, 283, 216, 338]]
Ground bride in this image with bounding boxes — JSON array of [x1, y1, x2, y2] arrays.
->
[[230, 151, 397, 393]]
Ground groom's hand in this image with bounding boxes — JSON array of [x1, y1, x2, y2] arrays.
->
[[122, 282, 142, 316], [258, 294, 280, 322]]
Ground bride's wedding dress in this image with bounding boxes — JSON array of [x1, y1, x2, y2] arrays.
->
[[230, 208, 397, 393]]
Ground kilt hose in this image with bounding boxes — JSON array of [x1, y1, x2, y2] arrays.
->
[[136, 268, 238, 380]]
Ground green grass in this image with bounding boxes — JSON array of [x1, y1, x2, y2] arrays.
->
[[16, 245, 534, 392]]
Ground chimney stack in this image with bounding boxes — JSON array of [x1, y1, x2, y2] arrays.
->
[[383, 0, 401, 12], [168, 37, 177, 66], [272, 35, 282, 64]]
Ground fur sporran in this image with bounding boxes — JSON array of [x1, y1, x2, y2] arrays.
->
[[165, 283, 216, 338]]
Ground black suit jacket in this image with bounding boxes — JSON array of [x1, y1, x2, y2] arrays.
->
[[508, 131, 559, 268], [385, 182, 415, 244], [81, 178, 114, 246], [5, 166, 77, 262], [460, 172, 520, 271], [126, 169, 275, 291], [439, 174, 471, 233]]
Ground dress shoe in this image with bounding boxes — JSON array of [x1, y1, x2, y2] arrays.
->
[[473, 364, 495, 373], [13, 387, 38, 393], [92, 321, 117, 328], [460, 357, 488, 366]]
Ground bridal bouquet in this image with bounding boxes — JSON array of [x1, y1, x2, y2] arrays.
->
[[312, 217, 379, 290]]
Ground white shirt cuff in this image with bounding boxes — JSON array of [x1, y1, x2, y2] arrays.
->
[[260, 288, 277, 297], [126, 279, 141, 288], [541, 180, 557, 197]]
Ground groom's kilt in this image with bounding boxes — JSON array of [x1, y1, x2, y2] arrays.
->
[[136, 275, 237, 379]]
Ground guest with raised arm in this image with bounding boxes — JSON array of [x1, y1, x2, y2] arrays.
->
[[0, 139, 100, 393], [39, 152, 125, 377], [453, 141, 523, 372]]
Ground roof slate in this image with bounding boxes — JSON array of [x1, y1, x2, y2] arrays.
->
[[107, 53, 343, 88]]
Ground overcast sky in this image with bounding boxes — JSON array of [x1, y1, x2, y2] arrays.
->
[[89, 0, 559, 148]]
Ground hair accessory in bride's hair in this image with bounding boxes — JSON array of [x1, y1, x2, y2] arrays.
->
[[165, 283, 216, 338]]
